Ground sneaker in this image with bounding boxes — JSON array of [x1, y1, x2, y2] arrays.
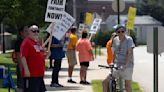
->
[[80, 81, 86, 84], [84, 81, 90, 85], [50, 83, 64, 87], [57, 83, 64, 87], [67, 79, 76, 83]]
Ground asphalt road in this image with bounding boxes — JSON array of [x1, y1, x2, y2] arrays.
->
[[132, 46, 164, 92]]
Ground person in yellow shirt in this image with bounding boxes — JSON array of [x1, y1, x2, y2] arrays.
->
[[66, 27, 78, 83], [106, 32, 117, 65]]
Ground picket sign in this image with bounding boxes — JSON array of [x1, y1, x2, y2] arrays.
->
[[89, 18, 102, 34], [45, 0, 66, 22], [78, 23, 85, 32], [52, 12, 75, 40], [44, 0, 66, 57], [46, 12, 75, 40], [89, 18, 102, 40]]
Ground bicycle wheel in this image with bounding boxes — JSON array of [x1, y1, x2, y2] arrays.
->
[[109, 79, 117, 92]]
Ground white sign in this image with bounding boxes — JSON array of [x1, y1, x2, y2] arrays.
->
[[90, 18, 102, 34], [46, 22, 55, 33], [45, 0, 66, 22], [46, 12, 75, 40]]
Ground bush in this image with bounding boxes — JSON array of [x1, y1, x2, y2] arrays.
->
[[129, 30, 137, 45], [91, 30, 137, 47], [92, 30, 114, 47]]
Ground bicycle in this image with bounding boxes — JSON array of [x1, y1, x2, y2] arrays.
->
[[98, 64, 124, 92]]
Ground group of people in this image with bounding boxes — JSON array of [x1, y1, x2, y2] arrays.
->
[[14, 24, 94, 92], [48, 26, 94, 87], [13, 23, 135, 92]]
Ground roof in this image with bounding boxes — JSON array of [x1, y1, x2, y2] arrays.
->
[[107, 15, 162, 26]]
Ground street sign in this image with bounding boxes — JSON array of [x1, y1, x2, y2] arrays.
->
[[45, 0, 66, 22], [112, 0, 125, 12], [147, 26, 164, 54]]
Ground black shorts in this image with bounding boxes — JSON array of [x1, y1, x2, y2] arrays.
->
[[23, 77, 46, 92], [80, 62, 89, 67]]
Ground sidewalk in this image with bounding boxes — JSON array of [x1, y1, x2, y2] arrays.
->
[[44, 55, 109, 92]]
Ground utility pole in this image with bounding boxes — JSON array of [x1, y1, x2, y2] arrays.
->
[[153, 27, 158, 92], [1, 23, 5, 53], [73, 0, 77, 26], [117, 0, 120, 24]]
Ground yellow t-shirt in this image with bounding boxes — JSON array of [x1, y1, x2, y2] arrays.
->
[[68, 33, 77, 49]]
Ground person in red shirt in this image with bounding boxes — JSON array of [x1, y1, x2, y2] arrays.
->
[[20, 25, 47, 92]]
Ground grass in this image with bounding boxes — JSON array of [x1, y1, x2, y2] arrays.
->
[[0, 53, 16, 92], [0, 53, 49, 92], [91, 80, 142, 92]]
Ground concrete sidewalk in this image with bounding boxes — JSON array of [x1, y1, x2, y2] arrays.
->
[[44, 55, 109, 92]]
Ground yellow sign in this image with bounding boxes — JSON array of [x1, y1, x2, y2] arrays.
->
[[126, 7, 136, 30], [85, 12, 93, 26]]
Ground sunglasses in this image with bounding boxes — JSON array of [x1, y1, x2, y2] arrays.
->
[[117, 31, 125, 33], [31, 30, 39, 33]]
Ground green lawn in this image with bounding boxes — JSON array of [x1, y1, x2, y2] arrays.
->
[[0, 53, 49, 92], [91, 80, 142, 92], [0, 53, 16, 92]]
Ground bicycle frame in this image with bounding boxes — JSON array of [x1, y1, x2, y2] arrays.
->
[[98, 64, 124, 92]]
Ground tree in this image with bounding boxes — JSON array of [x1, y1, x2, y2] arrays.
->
[[137, 0, 164, 25], [0, 0, 47, 33]]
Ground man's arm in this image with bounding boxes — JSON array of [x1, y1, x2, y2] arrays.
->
[[21, 56, 30, 77], [15, 52, 21, 63]]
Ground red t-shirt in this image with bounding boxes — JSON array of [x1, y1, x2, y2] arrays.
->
[[20, 37, 45, 77]]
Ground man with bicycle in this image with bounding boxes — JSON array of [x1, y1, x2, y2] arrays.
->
[[102, 25, 135, 92]]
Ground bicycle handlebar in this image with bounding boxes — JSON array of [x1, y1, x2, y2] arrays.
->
[[98, 64, 121, 70]]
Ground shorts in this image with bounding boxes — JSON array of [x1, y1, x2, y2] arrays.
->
[[23, 77, 46, 92], [112, 68, 133, 80], [66, 49, 77, 66], [80, 62, 89, 67]]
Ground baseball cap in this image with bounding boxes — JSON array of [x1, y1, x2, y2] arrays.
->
[[114, 24, 126, 32]]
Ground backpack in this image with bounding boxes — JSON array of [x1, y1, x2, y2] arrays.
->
[[11, 50, 17, 63]]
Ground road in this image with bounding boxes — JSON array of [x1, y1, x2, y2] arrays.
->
[[132, 46, 164, 92]]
